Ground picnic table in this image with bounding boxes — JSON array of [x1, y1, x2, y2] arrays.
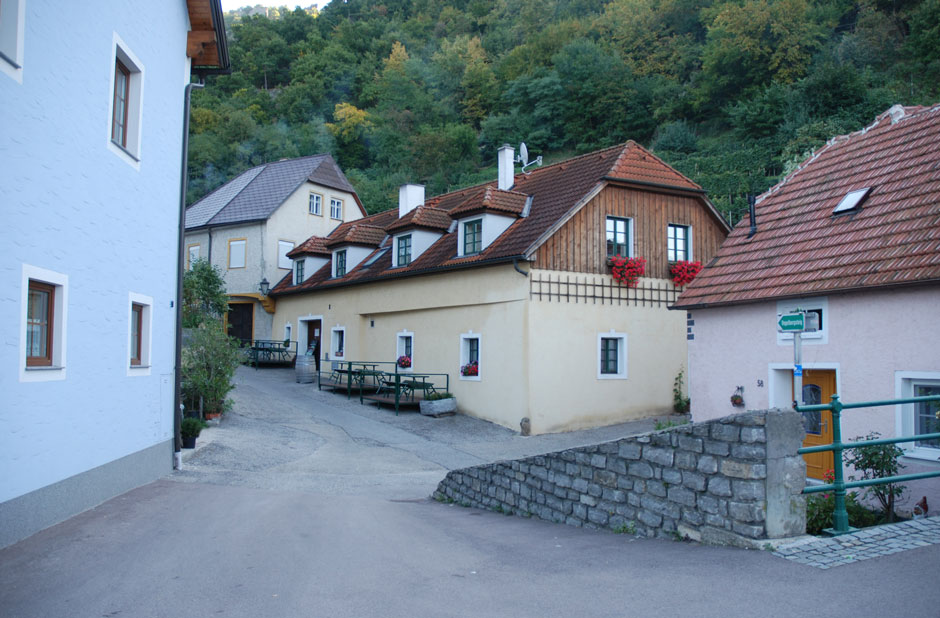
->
[[248, 341, 295, 367], [377, 372, 437, 401]]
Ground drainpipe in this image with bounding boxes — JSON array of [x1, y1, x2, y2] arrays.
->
[[174, 79, 204, 470], [513, 257, 529, 277]]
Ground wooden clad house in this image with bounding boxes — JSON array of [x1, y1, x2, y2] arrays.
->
[[271, 143, 730, 434]]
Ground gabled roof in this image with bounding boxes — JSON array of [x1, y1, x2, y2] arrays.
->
[[323, 223, 387, 249], [385, 205, 452, 234], [272, 141, 712, 296], [675, 104, 940, 309], [287, 236, 331, 258], [185, 154, 363, 229]]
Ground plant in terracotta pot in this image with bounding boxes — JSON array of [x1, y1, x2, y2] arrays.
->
[[180, 417, 208, 449]]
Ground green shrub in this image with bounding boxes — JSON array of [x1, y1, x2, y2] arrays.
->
[[673, 368, 690, 414], [182, 320, 242, 416], [425, 392, 454, 401], [844, 432, 906, 523], [180, 417, 208, 438], [805, 490, 882, 535]]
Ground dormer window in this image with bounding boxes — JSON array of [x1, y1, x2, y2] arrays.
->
[[397, 234, 412, 267], [463, 219, 482, 256], [294, 260, 305, 285], [334, 250, 347, 277], [833, 187, 871, 215]]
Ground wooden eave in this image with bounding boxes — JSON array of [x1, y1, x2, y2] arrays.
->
[[186, 0, 230, 72]]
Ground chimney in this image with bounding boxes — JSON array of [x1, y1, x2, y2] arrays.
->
[[887, 104, 905, 124], [398, 184, 425, 219], [747, 194, 757, 238], [498, 144, 514, 191]]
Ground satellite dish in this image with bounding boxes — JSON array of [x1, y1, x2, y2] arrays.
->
[[519, 142, 528, 166]]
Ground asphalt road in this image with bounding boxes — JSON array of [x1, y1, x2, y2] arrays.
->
[[1, 368, 937, 617]]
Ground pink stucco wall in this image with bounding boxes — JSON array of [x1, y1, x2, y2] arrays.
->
[[686, 285, 940, 514]]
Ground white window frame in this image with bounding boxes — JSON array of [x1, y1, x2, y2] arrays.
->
[[20, 264, 68, 382], [331, 326, 346, 359], [776, 297, 828, 345], [107, 33, 144, 168], [330, 198, 343, 220], [0, 0, 25, 82], [278, 240, 294, 270], [284, 322, 292, 343], [459, 331, 481, 381], [895, 371, 940, 461], [606, 216, 634, 259], [667, 223, 692, 262], [187, 244, 200, 270], [309, 192, 323, 216], [228, 238, 246, 269], [597, 331, 628, 380], [127, 292, 152, 376], [396, 330, 414, 372]]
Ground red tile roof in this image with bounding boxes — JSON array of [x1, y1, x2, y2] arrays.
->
[[385, 205, 452, 233], [272, 141, 712, 295], [675, 104, 940, 309], [286, 235, 330, 258], [322, 223, 388, 249]]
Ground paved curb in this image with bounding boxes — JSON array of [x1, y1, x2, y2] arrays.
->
[[771, 515, 940, 568]]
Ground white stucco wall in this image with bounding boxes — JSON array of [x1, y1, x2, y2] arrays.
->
[[0, 0, 191, 504]]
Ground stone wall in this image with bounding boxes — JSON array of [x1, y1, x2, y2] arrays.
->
[[434, 410, 807, 547]]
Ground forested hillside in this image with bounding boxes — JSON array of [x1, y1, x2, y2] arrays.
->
[[189, 0, 939, 223]]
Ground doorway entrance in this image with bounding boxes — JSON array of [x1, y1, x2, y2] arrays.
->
[[306, 319, 321, 371], [227, 302, 253, 344], [795, 369, 837, 480]]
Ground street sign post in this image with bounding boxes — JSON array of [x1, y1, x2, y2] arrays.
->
[[778, 310, 819, 406]]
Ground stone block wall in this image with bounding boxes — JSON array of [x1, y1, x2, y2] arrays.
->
[[434, 410, 807, 546]]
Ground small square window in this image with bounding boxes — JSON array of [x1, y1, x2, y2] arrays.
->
[[463, 220, 482, 256], [278, 240, 294, 270], [600, 338, 619, 374], [667, 224, 690, 262], [397, 234, 412, 267], [228, 238, 246, 269], [597, 331, 627, 379], [606, 217, 631, 258], [330, 198, 343, 220], [21, 264, 68, 382], [334, 249, 346, 277], [309, 193, 322, 216]]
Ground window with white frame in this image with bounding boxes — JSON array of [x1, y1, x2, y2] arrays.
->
[[108, 34, 143, 164], [776, 297, 827, 344], [459, 332, 481, 380], [187, 244, 200, 270], [606, 216, 633, 258], [309, 192, 322, 216], [667, 224, 691, 262], [0, 0, 25, 80], [896, 372, 940, 459], [331, 326, 345, 358], [294, 259, 305, 285], [463, 219, 482, 256], [597, 331, 627, 379], [127, 292, 152, 374], [20, 264, 68, 382], [397, 331, 413, 371], [228, 238, 246, 269], [330, 198, 343, 220], [278, 240, 294, 269], [284, 323, 292, 343]]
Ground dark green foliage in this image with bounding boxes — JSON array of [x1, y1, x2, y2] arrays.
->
[[182, 259, 229, 328], [845, 432, 907, 523], [182, 321, 242, 416], [187, 0, 939, 221], [805, 491, 883, 535], [180, 417, 209, 439]]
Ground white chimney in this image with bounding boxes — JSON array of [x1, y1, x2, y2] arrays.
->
[[398, 184, 425, 219], [498, 144, 515, 191]]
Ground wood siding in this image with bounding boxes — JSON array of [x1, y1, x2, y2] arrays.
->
[[533, 185, 728, 279]]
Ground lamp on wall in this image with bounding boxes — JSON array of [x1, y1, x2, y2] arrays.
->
[[259, 277, 270, 296]]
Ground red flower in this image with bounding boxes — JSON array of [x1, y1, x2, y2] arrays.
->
[[669, 260, 703, 286], [610, 255, 646, 287]]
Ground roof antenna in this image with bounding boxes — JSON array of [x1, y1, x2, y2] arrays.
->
[[747, 194, 757, 238], [516, 142, 542, 174]]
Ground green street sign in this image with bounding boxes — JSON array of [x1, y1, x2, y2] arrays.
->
[[778, 313, 805, 332]]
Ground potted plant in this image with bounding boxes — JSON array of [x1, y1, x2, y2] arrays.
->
[[420, 392, 457, 417], [730, 386, 745, 407], [397, 355, 412, 369], [460, 361, 478, 377], [181, 417, 208, 449], [669, 260, 703, 286], [609, 255, 646, 287]]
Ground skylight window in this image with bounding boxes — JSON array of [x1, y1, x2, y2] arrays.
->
[[833, 187, 871, 214]]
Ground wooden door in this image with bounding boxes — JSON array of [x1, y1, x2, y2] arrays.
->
[[226, 302, 253, 345], [306, 320, 321, 371], [796, 369, 836, 480]]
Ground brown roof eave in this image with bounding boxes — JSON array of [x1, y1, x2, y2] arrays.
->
[[271, 254, 529, 298]]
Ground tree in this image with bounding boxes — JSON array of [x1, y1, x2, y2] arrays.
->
[[183, 259, 229, 328], [182, 323, 242, 416]]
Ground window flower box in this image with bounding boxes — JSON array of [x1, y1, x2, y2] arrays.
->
[[461, 361, 478, 377], [609, 255, 646, 287], [397, 355, 412, 369], [670, 260, 703, 286]]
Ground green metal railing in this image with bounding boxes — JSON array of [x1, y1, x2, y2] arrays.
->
[[795, 394, 940, 535], [316, 359, 451, 414]]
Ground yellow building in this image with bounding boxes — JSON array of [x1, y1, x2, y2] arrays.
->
[[271, 143, 730, 434]]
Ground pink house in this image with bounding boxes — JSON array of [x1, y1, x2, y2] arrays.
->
[[674, 104, 940, 511]]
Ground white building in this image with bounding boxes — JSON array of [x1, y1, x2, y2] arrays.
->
[[0, 0, 229, 548], [184, 155, 365, 343]]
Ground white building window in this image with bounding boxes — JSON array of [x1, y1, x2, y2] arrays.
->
[[278, 240, 294, 270], [187, 244, 200, 270], [20, 264, 68, 382], [228, 238, 246, 269], [0, 0, 25, 81], [284, 323, 292, 343], [397, 330, 413, 371], [128, 292, 152, 376], [309, 192, 322, 216], [667, 224, 691, 262], [896, 372, 940, 460], [107, 33, 144, 166], [331, 326, 346, 359], [459, 332, 481, 381], [294, 259, 305, 285], [597, 331, 627, 380], [777, 297, 828, 345], [330, 198, 343, 220]]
